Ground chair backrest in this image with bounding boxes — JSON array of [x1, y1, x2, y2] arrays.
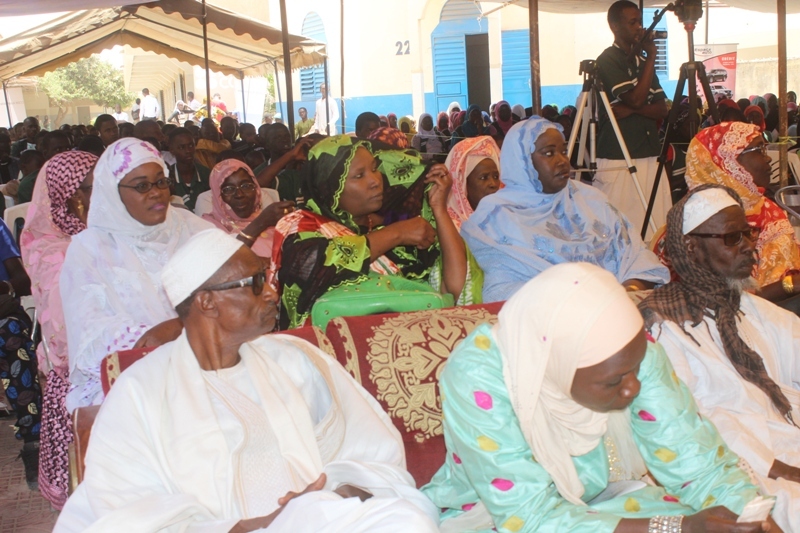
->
[[3, 201, 29, 245], [767, 150, 781, 185]]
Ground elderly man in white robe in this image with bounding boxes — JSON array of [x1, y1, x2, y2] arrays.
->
[[639, 184, 800, 533], [54, 228, 439, 533]]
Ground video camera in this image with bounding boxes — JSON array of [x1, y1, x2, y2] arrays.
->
[[674, 0, 704, 25]]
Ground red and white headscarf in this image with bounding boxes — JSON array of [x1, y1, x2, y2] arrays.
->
[[444, 136, 502, 229]]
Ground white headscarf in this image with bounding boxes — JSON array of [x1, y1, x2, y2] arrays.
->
[[60, 137, 212, 411], [494, 262, 645, 505]]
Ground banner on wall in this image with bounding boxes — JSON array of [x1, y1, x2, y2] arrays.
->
[[693, 43, 738, 103]]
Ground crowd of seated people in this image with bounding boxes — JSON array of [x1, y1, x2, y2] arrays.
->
[[3, 3, 800, 528]]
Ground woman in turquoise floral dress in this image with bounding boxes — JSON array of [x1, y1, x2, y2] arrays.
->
[[422, 262, 781, 533]]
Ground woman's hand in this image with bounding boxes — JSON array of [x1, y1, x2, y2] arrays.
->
[[389, 217, 436, 249], [133, 318, 183, 349], [290, 137, 314, 162], [683, 506, 777, 533], [424, 163, 453, 211], [257, 200, 296, 228]]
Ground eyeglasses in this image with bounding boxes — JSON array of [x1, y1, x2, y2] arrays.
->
[[220, 182, 257, 196], [202, 270, 267, 296], [739, 144, 768, 156], [118, 177, 172, 194], [689, 227, 760, 247]]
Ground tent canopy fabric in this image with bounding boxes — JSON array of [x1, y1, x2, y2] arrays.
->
[[479, 0, 800, 14], [0, 0, 326, 81]]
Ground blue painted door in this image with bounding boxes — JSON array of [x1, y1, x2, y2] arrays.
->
[[433, 34, 467, 114], [431, 0, 487, 116]]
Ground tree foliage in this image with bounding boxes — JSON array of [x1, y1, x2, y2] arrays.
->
[[38, 56, 133, 111]]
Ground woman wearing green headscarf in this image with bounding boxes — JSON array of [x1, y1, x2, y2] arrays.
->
[[269, 135, 481, 329]]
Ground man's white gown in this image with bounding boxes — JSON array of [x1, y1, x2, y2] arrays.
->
[[652, 293, 800, 532], [54, 333, 439, 532]]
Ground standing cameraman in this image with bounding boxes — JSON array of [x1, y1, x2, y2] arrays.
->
[[595, 0, 671, 237]]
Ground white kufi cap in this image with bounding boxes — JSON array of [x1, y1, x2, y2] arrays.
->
[[161, 228, 244, 307], [682, 187, 740, 234]]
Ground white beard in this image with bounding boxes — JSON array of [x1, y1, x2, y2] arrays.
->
[[726, 276, 759, 295]]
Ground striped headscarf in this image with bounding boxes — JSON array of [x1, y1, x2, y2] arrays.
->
[[46, 151, 99, 235]]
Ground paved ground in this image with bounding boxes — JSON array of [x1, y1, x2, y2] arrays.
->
[[0, 407, 59, 532]]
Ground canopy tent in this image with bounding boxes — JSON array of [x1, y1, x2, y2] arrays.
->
[[0, 1, 150, 16], [479, 0, 800, 14], [0, 0, 326, 82]]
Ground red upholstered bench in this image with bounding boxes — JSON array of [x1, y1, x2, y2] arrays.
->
[[68, 306, 506, 491], [324, 302, 504, 486]]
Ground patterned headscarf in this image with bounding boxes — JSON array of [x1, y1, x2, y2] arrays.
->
[[46, 151, 98, 236], [639, 184, 797, 427], [298, 135, 439, 275], [367, 126, 409, 149], [445, 136, 502, 229], [493, 100, 515, 135], [685, 122, 763, 211]]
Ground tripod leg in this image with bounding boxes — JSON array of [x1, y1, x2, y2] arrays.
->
[[596, 90, 659, 236], [696, 63, 721, 124], [567, 91, 590, 160], [641, 67, 689, 239]]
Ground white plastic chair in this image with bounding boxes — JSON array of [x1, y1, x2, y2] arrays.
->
[[3, 201, 30, 244]]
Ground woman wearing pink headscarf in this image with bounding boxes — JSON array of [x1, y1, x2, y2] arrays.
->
[[202, 159, 294, 259], [20, 150, 97, 509], [444, 136, 502, 230]]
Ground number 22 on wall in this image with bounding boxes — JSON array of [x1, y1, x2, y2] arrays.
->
[[395, 41, 410, 55]]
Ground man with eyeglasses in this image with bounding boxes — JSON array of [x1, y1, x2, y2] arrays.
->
[[639, 185, 800, 532], [55, 228, 439, 533]]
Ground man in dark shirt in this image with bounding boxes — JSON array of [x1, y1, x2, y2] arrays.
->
[[11, 117, 40, 158], [167, 127, 210, 211], [595, 0, 671, 237]]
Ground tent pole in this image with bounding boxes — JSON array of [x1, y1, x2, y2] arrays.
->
[[202, 0, 211, 119], [273, 61, 286, 131], [323, 58, 331, 135], [2, 81, 11, 128], [279, 0, 296, 137], [340, 0, 345, 134], [528, 0, 541, 114], [240, 73, 247, 123], [705, 0, 710, 44], [778, 0, 788, 187]]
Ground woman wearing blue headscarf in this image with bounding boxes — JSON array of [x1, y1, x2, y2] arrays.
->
[[452, 104, 488, 148], [461, 117, 669, 302]]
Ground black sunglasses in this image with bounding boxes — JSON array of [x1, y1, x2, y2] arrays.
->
[[118, 177, 173, 194], [203, 270, 267, 296], [690, 227, 760, 247]]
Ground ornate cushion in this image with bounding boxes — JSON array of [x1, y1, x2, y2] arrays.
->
[[101, 347, 156, 395], [280, 325, 337, 358], [325, 302, 504, 486]]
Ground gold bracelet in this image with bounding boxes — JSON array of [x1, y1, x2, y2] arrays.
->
[[782, 275, 795, 295], [239, 231, 256, 243]]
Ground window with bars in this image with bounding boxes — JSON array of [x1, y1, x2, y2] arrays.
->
[[300, 12, 326, 100], [643, 9, 669, 78]]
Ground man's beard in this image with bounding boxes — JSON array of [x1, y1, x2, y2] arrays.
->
[[726, 276, 759, 294]]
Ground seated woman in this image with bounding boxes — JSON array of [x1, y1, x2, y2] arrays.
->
[[270, 135, 479, 329], [444, 136, 502, 230], [60, 138, 211, 412], [451, 105, 488, 148], [195, 118, 231, 170], [461, 118, 669, 303], [423, 262, 781, 532], [682, 122, 800, 302], [411, 113, 446, 163], [20, 151, 96, 508], [202, 159, 294, 260]]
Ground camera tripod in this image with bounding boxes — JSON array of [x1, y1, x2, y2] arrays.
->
[[567, 60, 658, 235], [640, 0, 720, 239]]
